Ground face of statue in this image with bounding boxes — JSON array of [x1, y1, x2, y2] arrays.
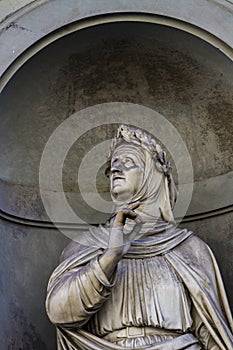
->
[[110, 145, 144, 202]]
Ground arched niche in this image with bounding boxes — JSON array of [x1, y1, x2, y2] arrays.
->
[[0, 2, 232, 349]]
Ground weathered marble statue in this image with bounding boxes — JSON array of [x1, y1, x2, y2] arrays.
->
[[46, 125, 233, 349]]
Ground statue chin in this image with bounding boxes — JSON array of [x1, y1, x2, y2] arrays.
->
[[111, 188, 133, 204]]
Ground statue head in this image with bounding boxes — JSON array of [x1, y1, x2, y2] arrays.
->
[[106, 125, 178, 223]]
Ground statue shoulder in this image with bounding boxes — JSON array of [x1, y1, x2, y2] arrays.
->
[[173, 233, 214, 266], [60, 238, 98, 263], [169, 233, 222, 291], [60, 240, 82, 262], [59, 224, 108, 263], [181, 233, 209, 250]]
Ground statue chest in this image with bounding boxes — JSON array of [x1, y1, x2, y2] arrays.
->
[[89, 255, 193, 335]]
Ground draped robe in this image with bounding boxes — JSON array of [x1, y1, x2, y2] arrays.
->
[[46, 221, 233, 350]]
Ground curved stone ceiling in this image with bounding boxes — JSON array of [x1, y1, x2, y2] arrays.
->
[[0, 21, 232, 223]]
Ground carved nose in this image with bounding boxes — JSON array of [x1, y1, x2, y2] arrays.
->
[[111, 160, 123, 173]]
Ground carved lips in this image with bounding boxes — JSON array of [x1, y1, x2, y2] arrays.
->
[[112, 175, 125, 186]]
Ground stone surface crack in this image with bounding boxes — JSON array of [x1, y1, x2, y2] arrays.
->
[[6, 21, 33, 32]]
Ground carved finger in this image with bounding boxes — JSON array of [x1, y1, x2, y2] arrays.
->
[[128, 201, 141, 210]]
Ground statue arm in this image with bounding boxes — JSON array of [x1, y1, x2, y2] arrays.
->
[[192, 308, 221, 350], [46, 205, 140, 327], [167, 235, 233, 350], [46, 254, 117, 327]]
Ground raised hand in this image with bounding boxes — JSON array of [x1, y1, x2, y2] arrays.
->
[[112, 201, 141, 228], [108, 201, 142, 256], [99, 202, 142, 278]]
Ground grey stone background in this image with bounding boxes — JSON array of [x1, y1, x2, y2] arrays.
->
[[0, 1, 232, 349]]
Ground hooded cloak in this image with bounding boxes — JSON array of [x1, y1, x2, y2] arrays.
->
[[46, 223, 233, 349], [46, 131, 233, 350]]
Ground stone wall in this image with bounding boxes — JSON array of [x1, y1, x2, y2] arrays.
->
[[0, 1, 232, 348]]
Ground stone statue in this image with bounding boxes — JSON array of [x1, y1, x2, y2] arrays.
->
[[46, 125, 233, 349]]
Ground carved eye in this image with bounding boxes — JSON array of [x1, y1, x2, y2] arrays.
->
[[123, 157, 135, 167], [111, 158, 118, 166]]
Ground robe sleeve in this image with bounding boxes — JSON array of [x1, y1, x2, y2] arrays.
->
[[191, 305, 221, 349], [165, 235, 233, 350], [46, 255, 116, 327]]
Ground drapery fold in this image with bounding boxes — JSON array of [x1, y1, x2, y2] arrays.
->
[[46, 223, 233, 349]]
